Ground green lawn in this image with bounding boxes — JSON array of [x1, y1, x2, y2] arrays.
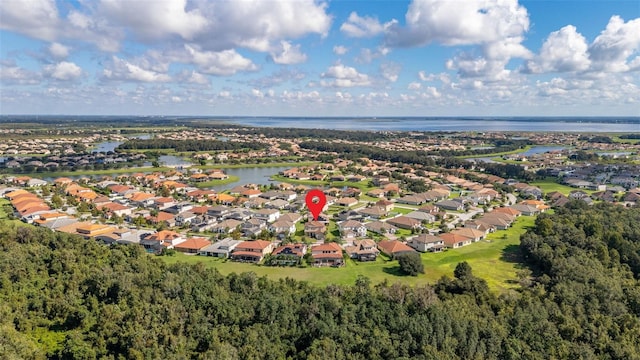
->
[[194, 175, 240, 188], [532, 177, 594, 196], [197, 161, 319, 170], [159, 215, 535, 292], [458, 145, 532, 159]]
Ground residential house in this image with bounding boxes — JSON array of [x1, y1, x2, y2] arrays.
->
[[451, 228, 485, 242], [387, 216, 422, 230], [174, 237, 211, 253], [365, 221, 398, 235], [358, 206, 387, 219], [212, 219, 242, 233], [377, 240, 416, 258], [310, 243, 344, 267], [268, 220, 296, 236], [198, 238, 241, 258], [304, 221, 327, 240], [338, 220, 367, 238], [440, 233, 472, 249], [404, 211, 436, 224], [407, 234, 445, 252], [231, 240, 275, 262], [254, 208, 280, 223], [345, 239, 379, 261], [436, 199, 465, 211], [270, 243, 307, 265]]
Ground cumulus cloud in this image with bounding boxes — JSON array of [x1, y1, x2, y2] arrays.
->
[[357, 47, 391, 63], [184, 45, 257, 76], [102, 56, 171, 82], [333, 45, 349, 55], [0, 0, 59, 41], [384, 0, 531, 82], [99, 0, 208, 40], [44, 61, 83, 80], [524, 25, 590, 73], [408, 82, 421, 90], [0, 60, 41, 85], [380, 62, 401, 82], [321, 64, 371, 87], [588, 16, 640, 72], [385, 0, 529, 47], [270, 41, 307, 65], [49, 42, 70, 59], [340, 12, 396, 38], [191, 0, 331, 52]]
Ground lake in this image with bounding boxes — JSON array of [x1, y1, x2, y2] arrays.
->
[[204, 166, 293, 192], [91, 134, 151, 153], [159, 155, 192, 167], [521, 146, 567, 155], [217, 117, 640, 132]]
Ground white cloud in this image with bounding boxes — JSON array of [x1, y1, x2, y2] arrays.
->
[[44, 61, 83, 81], [176, 70, 210, 85], [385, 0, 529, 47], [340, 12, 396, 38], [408, 82, 421, 90], [524, 25, 590, 73], [380, 62, 401, 82], [0, 60, 40, 85], [191, 0, 332, 52], [49, 42, 70, 59], [102, 56, 171, 82], [185, 44, 257, 76], [99, 0, 208, 40], [321, 64, 371, 87], [357, 47, 391, 63], [0, 0, 59, 41], [270, 41, 307, 65], [333, 45, 349, 55], [588, 16, 640, 72]]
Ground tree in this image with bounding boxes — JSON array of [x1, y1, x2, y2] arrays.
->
[[454, 261, 472, 279], [397, 253, 424, 276]]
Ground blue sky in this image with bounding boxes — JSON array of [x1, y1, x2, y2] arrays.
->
[[1, 0, 639, 116]]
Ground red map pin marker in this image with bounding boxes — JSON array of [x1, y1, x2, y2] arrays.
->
[[305, 189, 326, 221]]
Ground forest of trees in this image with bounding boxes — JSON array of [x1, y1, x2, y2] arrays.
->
[[1, 202, 639, 359]]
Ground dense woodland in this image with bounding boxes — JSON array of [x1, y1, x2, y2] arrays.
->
[[1, 202, 639, 359]]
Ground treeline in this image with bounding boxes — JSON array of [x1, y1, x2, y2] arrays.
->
[[620, 134, 640, 139], [1, 203, 639, 359], [232, 127, 393, 141], [300, 141, 536, 181], [117, 139, 267, 152]]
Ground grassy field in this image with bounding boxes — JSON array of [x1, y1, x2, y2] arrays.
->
[[458, 145, 532, 159], [196, 161, 319, 170], [531, 177, 594, 196], [160, 215, 535, 292], [194, 175, 240, 188]]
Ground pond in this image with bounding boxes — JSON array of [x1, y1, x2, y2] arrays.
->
[[91, 134, 151, 153], [204, 166, 294, 192], [159, 155, 192, 167], [521, 146, 567, 156], [92, 141, 123, 153]]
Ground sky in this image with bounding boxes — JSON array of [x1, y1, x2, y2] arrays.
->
[[1, 0, 639, 117]]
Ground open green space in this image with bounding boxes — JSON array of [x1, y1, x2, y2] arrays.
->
[[160, 215, 535, 292], [458, 145, 532, 159], [531, 177, 594, 196], [197, 160, 319, 170], [193, 175, 240, 188]]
